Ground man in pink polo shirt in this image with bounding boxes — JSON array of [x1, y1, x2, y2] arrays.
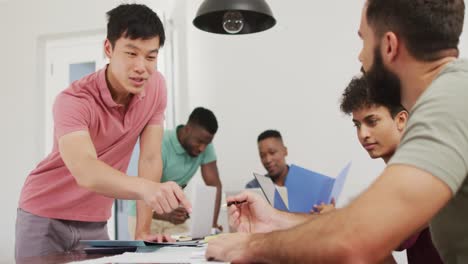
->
[[15, 4, 191, 259]]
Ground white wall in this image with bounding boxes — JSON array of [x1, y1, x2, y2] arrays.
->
[[184, 0, 379, 202], [182, 0, 468, 196], [0, 0, 171, 261], [184, 0, 468, 202], [1, 0, 468, 263]]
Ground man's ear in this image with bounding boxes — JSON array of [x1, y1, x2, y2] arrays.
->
[[104, 39, 113, 59], [284, 146, 288, 156], [182, 124, 190, 132], [396, 110, 409, 131], [381, 32, 400, 64]]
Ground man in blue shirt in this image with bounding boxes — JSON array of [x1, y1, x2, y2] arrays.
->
[[246, 130, 289, 188]]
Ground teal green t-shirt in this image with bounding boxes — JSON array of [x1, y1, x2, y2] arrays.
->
[[128, 126, 217, 216], [160, 126, 217, 186]]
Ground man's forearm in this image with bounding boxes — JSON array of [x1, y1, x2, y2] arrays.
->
[[135, 158, 163, 236], [247, 210, 363, 264], [135, 201, 153, 238], [200, 162, 223, 227], [212, 184, 222, 226], [244, 165, 451, 263], [73, 157, 147, 200], [271, 209, 314, 230]]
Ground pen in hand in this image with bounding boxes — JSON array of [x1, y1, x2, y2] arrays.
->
[[222, 200, 247, 208]]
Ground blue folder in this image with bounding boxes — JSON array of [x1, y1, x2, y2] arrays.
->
[[273, 189, 289, 211], [284, 163, 351, 213]]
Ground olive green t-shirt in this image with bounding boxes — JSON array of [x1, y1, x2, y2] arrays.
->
[[389, 59, 468, 263]]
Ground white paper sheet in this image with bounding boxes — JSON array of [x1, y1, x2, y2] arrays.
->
[[68, 245, 227, 264]]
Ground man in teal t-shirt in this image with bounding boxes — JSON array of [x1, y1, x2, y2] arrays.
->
[[128, 107, 222, 236]]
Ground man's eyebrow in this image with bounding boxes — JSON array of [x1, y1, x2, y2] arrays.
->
[[363, 114, 376, 121], [353, 114, 377, 123], [124, 43, 139, 50], [124, 44, 159, 54]]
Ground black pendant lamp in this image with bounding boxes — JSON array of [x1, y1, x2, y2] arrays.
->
[[193, 0, 276, 35]]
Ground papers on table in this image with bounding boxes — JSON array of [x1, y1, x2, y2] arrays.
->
[[68, 245, 227, 264]]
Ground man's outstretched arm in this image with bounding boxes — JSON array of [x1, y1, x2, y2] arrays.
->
[[207, 164, 452, 263], [201, 161, 223, 228]]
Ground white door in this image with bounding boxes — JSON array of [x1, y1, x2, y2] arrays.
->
[[43, 34, 117, 239], [44, 34, 107, 155]]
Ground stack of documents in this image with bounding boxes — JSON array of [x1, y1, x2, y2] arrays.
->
[[70, 245, 226, 263], [80, 239, 206, 255]]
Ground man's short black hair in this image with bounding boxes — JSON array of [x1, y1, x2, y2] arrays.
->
[[340, 76, 405, 118], [366, 0, 464, 61], [106, 4, 165, 48], [188, 107, 218, 135], [257, 130, 283, 143]]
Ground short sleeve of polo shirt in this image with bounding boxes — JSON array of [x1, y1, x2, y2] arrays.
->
[[201, 143, 217, 165], [148, 72, 168, 126], [388, 61, 468, 195], [53, 92, 91, 139]]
